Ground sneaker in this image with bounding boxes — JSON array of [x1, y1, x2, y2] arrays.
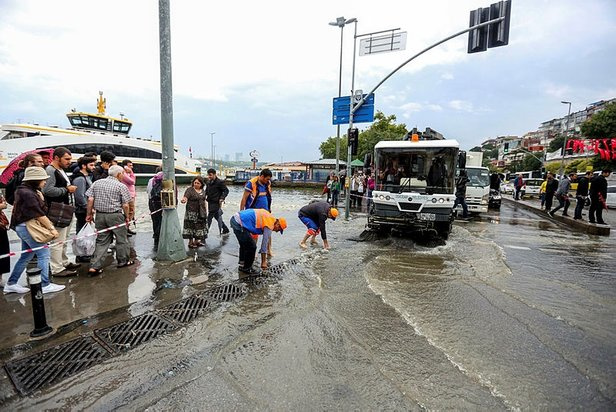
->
[[65, 262, 81, 270], [42, 283, 65, 294], [221, 227, 230, 235], [548, 211, 555, 217], [562, 213, 570, 217], [53, 270, 78, 278], [127, 229, 137, 235], [3, 283, 30, 294]]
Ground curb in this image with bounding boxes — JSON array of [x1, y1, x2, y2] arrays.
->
[[503, 197, 610, 236]]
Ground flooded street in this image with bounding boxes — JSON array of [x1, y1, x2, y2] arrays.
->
[[2, 187, 615, 410]]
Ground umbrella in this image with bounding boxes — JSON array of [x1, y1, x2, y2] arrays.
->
[[0, 148, 54, 184]]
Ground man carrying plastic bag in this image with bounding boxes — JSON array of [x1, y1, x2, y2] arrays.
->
[[72, 223, 96, 259]]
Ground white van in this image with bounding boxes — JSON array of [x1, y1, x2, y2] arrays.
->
[[607, 185, 616, 209]]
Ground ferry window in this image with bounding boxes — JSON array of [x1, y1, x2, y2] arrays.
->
[[113, 121, 131, 134], [132, 164, 159, 174]]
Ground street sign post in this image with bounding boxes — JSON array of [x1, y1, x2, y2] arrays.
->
[[332, 94, 375, 125]]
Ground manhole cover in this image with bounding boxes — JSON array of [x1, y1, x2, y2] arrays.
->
[[4, 336, 111, 396], [94, 313, 177, 352], [158, 295, 212, 324], [201, 283, 247, 302]]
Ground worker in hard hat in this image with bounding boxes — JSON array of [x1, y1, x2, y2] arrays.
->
[[298, 200, 338, 250], [230, 208, 287, 274]]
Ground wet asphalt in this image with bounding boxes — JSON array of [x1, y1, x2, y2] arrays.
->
[[0, 186, 614, 409]]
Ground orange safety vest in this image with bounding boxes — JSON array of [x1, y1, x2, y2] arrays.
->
[[247, 177, 272, 209]]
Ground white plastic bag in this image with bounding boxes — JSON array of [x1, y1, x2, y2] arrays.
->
[[72, 223, 96, 257]]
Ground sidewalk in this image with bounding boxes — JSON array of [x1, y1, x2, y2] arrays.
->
[[503, 196, 611, 236]]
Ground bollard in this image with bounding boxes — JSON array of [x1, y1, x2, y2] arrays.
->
[[26, 268, 53, 338]]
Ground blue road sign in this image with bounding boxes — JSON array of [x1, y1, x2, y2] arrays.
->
[[332, 94, 375, 125]]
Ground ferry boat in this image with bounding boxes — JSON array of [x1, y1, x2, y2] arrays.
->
[[0, 92, 202, 184]]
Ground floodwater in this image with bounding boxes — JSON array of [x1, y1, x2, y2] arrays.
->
[[3, 187, 616, 410]]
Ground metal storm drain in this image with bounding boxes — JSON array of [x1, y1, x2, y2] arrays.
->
[[4, 336, 111, 396], [201, 283, 248, 302], [158, 295, 212, 324], [94, 313, 177, 352], [264, 259, 304, 276]]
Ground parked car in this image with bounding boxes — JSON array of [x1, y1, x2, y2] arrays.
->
[[607, 185, 616, 209], [501, 181, 514, 194], [521, 178, 543, 198]]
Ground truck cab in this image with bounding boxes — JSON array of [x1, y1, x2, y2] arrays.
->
[[457, 151, 489, 215], [368, 134, 460, 240]]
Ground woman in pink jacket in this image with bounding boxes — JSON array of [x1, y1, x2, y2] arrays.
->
[[121, 159, 137, 235]]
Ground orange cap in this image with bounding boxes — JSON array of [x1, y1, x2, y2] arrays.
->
[[330, 208, 339, 219], [277, 217, 287, 234]]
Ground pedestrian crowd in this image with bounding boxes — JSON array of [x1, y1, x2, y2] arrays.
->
[[1, 157, 340, 293], [324, 169, 374, 209]]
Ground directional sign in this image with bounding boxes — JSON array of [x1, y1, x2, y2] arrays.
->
[[332, 94, 375, 125], [360, 31, 407, 56]]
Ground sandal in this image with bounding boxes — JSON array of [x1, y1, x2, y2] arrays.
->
[[118, 260, 135, 268], [88, 268, 103, 276]]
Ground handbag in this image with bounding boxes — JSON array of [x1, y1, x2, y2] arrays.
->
[[26, 219, 56, 243], [47, 201, 75, 228]]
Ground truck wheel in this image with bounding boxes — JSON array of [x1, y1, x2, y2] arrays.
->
[[435, 222, 452, 240]]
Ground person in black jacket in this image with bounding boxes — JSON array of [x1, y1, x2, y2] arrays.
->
[[543, 172, 559, 213], [298, 201, 338, 250], [574, 171, 592, 220], [92, 150, 116, 182], [206, 169, 230, 235], [454, 170, 470, 218], [589, 169, 612, 224]]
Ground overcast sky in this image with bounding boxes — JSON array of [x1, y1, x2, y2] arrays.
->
[[1, 0, 615, 163]]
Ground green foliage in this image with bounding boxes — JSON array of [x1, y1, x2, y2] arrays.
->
[[548, 135, 565, 153], [564, 158, 592, 173], [319, 111, 407, 161], [522, 154, 542, 171], [544, 161, 562, 174], [580, 102, 616, 138]]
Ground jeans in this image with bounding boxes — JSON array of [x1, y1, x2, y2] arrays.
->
[[454, 195, 468, 218], [331, 190, 339, 206], [230, 217, 256, 269], [551, 194, 570, 215], [207, 208, 228, 233], [574, 196, 586, 219], [8, 223, 51, 287]]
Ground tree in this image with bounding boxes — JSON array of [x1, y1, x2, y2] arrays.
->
[[548, 135, 565, 153], [580, 101, 616, 170], [522, 154, 542, 171], [319, 111, 407, 161]]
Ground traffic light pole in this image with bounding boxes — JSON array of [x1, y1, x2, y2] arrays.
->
[[344, 20, 358, 220], [343, 9, 507, 220]]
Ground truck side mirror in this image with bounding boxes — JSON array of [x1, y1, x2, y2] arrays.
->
[[458, 151, 467, 169]]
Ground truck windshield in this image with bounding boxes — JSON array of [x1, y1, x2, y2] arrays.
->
[[375, 147, 457, 194], [466, 168, 490, 187]]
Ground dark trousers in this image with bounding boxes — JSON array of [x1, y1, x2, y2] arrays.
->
[[515, 187, 522, 200], [454, 195, 468, 218], [230, 217, 256, 269], [574, 196, 586, 219], [544, 193, 555, 212], [207, 208, 228, 233], [357, 191, 363, 208], [149, 198, 163, 244], [75, 209, 87, 235], [589, 197, 604, 223], [350, 190, 358, 207], [331, 190, 339, 206], [551, 194, 570, 215]]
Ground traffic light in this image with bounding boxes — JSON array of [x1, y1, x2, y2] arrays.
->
[[468, 1, 511, 54], [467, 7, 489, 53], [348, 128, 359, 156], [503, 142, 509, 153]]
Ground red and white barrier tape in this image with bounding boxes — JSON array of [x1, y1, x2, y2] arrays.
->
[[0, 208, 162, 259]]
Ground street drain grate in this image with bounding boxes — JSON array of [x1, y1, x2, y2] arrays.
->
[[94, 313, 177, 352], [241, 274, 270, 287], [265, 259, 304, 276], [158, 295, 212, 324], [4, 336, 111, 396], [201, 283, 248, 302]]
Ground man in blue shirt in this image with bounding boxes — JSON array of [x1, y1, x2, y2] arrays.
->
[[240, 169, 272, 211]]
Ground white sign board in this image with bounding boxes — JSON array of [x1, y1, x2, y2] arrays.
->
[[360, 31, 407, 56]]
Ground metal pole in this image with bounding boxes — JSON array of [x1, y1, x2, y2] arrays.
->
[[351, 17, 504, 115], [157, 0, 186, 261], [335, 25, 344, 173], [27, 268, 53, 338], [345, 20, 358, 220], [559, 101, 571, 177]]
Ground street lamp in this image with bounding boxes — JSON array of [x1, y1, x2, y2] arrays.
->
[[210, 132, 215, 168], [559, 101, 572, 177], [329, 16, 356, 174]]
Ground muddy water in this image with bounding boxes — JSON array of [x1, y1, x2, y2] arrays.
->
[[5, 189, 616, 410]]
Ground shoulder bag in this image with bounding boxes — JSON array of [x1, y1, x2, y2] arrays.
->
[[47, 201, 75, 228], [26, 217, 57, 243]]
